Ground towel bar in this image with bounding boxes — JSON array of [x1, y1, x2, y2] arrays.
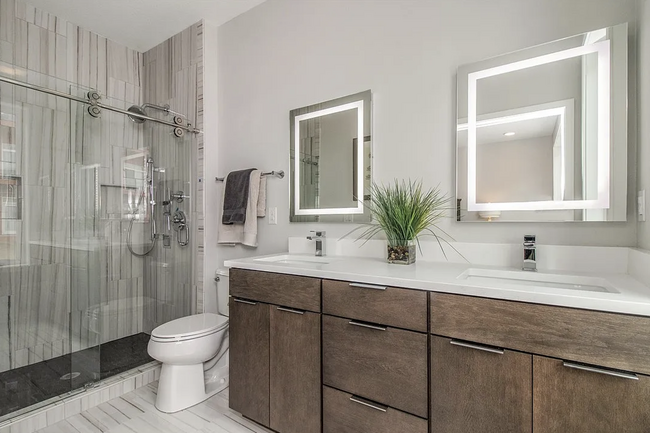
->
[[215, 170, 284, 182]]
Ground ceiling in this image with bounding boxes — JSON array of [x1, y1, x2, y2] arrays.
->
[[26, 0, 267, 52], [458, 115, 560, 147], [476, 115, 559, 145]]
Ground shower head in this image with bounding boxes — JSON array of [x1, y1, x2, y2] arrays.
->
[[126, 103, 171, 124], [127, 105, 147, 124]]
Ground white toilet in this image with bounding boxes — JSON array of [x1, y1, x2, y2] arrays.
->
[[147, 268, 231, 413]]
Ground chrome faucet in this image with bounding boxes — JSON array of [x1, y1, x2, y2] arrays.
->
[[307, 231, 326, 256], [523, 235, 536, 272]]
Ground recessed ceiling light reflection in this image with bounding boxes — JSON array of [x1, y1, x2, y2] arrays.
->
[[504, 132, 516, 137]]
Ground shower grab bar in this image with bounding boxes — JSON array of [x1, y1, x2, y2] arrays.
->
[[215, 170, 285, 182], [0, 74, 202, 134]]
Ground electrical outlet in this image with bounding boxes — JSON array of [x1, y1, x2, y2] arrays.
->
[[638, 190, 646, 222], [269, 207, 278, 225]]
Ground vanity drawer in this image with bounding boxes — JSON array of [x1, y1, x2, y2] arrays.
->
[[322, 315, 428, 418], [230, 268, 321, 312], [323, 386, 427, 433], [430, 293, 650, 375], [322, 279, 427, 332]]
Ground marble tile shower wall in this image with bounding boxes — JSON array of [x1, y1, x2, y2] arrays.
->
[[0, 0, 148, 373], [141, 22, 203, 331]]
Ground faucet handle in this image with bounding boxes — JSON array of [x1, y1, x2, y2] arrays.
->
[[310, 230, 326, 238]]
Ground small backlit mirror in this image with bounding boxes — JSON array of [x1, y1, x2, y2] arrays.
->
[[290, 90, 372, 223]]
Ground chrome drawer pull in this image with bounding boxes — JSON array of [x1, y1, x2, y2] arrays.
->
[[562, 362, 639, 381], [450, 339, 504, 355], [349, 396, 387, 413], [349, 282, 387, 291], [348, 320, 387, 331], [276, 306, 305, 315], [233, 298, 257, 305]]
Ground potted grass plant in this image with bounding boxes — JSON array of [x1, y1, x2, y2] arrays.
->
[[348, 179, 456, 265]]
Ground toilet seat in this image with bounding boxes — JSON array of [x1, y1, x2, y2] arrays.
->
[[151, 313, 228, 342]]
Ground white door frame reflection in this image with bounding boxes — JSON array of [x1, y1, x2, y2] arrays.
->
[[458, 103, 570, 204]]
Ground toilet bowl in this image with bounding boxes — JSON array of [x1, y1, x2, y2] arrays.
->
[[147, 268, 231, 413]]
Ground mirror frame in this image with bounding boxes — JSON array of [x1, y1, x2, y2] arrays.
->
[[289, 90, 372, 222], [455, 22, 629, 222], [293, 100, 365, 215], [466, 40, 611, 212]]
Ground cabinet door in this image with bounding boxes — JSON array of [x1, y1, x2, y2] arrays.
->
[[430, 336, 532, 433], [229, 299, 270, 427], [533, 356, 650, 433], [270, 306, 321, 433]]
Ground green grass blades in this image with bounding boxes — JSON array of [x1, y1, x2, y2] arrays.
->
[[343, 179, 464, 261]]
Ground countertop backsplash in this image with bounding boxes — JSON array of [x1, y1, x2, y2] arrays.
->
[[288, 237, 631, 274]]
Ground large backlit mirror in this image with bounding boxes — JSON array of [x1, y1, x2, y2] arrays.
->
[[456, 23, 628, 222], [290, 90, 372, 222]]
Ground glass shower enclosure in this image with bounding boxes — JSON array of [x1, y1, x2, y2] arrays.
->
[[0, 63, 195, 420]]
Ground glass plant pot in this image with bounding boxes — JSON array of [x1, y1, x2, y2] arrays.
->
[[387, 240, 416, 265]]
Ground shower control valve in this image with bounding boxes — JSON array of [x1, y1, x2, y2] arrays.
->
[[171, 191, 189, 203]]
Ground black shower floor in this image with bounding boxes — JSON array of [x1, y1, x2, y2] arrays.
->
[[0, 332, 153, 418]]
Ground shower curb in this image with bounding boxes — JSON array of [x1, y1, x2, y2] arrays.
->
[[0, 361, 161, 433]]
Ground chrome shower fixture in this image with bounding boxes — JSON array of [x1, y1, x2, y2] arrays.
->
[[127, 103, 171, 124], [126, 105, 147, 124], [126, 156, 160, 257], [127, 102, 187, 137]]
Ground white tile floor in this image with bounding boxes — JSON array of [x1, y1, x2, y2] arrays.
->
[[35, 384, 272, 433]]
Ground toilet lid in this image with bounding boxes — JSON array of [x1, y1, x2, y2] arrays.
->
[[151, 313, 228, 341]]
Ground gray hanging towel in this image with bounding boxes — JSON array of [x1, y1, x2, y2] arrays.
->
[[222, 168, 256, 224]]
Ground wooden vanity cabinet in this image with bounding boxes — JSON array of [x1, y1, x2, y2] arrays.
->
[[230, 267, 650, 433], [430, 292, 650, 433], [533, 356, 650, 433], [229, 298, 270, 427], [229, 269, 321, 433], [430, 335, 532, 433], [323, 386, 428, 433], [323, 314, 428, 418], [322, 279, 428, 332], [322, 279, 429, 427], [270, 306, 321, 433]]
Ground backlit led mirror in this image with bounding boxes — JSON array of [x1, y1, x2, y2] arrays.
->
[[456, 23, 628, 222], [290, 90, 372, 222]]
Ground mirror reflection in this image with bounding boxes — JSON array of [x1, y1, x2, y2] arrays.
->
[[290, 90, 372, 222], [456, 23, 628, 222]]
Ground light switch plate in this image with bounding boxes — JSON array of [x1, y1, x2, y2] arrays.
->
[[269, 207, 278, 225], [638, 190, 646, 222]]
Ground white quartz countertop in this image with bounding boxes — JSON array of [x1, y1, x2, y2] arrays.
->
[[224, 253, 650, 317]]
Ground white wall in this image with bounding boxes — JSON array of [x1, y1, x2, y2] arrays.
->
[[208, 0, 640, 273], [639, 0, 650, 249]]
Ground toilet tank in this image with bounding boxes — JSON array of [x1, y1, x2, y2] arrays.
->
[[216, 268, 230, 317]]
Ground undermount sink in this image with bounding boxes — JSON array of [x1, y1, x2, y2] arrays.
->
[[457, 268, 618, 293], [254, 254, 333, 265]]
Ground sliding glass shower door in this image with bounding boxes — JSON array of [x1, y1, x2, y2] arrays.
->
[[0, 60, 196, 421], [69, 86, 150, 386], [0, 67, 89, 418]]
